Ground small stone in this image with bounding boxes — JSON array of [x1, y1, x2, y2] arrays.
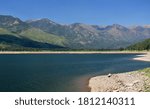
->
[[108, 73, 112, 78], [113, 90, 119, 92]]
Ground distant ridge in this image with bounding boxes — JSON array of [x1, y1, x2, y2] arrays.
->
[[0, 15, 150, 50]]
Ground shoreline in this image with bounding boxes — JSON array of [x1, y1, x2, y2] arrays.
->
[[1, 50, 150, 92], [89, 53, 150, 92], [0, 51, 147, 54], [89, 70, 150, 92], [133, 52, 150, 62]]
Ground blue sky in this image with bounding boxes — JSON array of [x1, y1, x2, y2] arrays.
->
[[0, 0, 150, 25]]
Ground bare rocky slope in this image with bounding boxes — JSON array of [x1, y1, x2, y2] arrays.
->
[[89, 68, 150, 92]]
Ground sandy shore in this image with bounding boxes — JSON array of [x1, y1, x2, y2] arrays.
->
[[0, 51, 147, 54], [89, 53, 150, 92], [133, 52, 150, 62], [89, 69, 150, 92], [89, 71, 150, 92]]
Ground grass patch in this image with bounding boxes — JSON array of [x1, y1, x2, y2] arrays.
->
[[144, 86, 150, 92], [20, 28, 66, 46], [139, 68, 150, 78], [138, 68, 150, 92]]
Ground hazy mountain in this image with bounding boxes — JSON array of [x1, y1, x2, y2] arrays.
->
[[0, 15, 29, 33], [26, 18, 67, 35], [27, 19, 150, 49], [1, 15, 150, 50], [144, 25, 150, 28], [0, 15, 66, 50]]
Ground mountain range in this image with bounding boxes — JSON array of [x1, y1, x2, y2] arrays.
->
[[0, 15, 150, 50]]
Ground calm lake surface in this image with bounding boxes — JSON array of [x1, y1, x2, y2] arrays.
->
[[0, 54, 150, 92]]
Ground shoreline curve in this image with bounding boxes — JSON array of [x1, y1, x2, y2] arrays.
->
[[89, 52, 150, 92]]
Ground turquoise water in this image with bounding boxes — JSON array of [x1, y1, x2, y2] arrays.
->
[[0, 54, 150, 92]]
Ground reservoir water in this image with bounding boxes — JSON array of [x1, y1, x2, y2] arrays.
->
[[0, 54, 150, 92]]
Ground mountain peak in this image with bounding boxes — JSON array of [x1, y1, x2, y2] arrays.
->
[[0, 15, 29, 32], [132, 26, 145, 31], [144, 25, 150, 28], [0, 15, 18, 19], [112, 24, 126, 28], [70, 23, 97, 31], [26, 18, 58, 25], [0, 15, 22, 24], [26, 19, 41, 23], [105, 24, 127, 30], [38, 18, 52, 22], [70, 23, 85, 26]]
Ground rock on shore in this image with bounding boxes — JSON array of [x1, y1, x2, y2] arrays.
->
[[89, 70, 150, 92]]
